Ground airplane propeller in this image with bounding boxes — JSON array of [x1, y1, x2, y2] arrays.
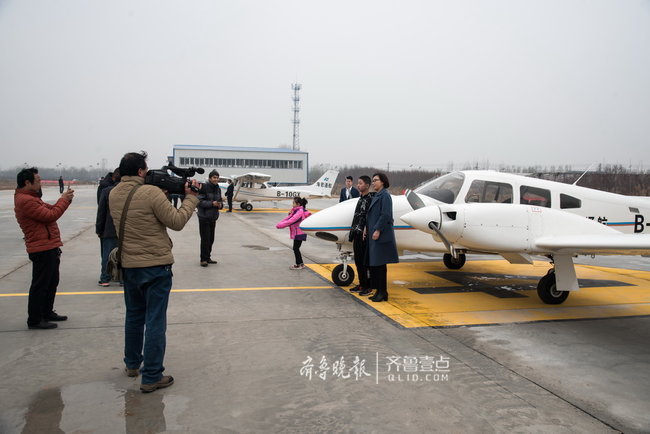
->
[[403, 190, 459, 259]]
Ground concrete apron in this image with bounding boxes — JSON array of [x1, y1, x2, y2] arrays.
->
[[0, 196, 641, 433]]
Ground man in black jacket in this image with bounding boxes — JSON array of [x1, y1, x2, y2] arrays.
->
[[339, 175, 360, 202], [96, 174, 120, 286], [97, 169, 120, 204], [197, 170, 223, 266], [348, 175, 374, 295], [225, 179, 234, 212]]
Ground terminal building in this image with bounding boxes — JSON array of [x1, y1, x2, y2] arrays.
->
[[170, 144, 309, 184]]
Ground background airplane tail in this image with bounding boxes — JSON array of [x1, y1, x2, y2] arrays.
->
[[311, 170, 339, 197]]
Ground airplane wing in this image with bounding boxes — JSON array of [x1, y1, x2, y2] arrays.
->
[[400, 201, 650, 257], [232, 172, 272, 184], [535, 234, 650, 256]]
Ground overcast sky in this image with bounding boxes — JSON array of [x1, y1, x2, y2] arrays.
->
[[1, 0, 649, 172]]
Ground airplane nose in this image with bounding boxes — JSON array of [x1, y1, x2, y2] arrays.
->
[[400, 206, 442, 235]]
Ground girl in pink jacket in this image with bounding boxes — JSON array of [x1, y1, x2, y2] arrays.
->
[[276, 197, 311, 269]]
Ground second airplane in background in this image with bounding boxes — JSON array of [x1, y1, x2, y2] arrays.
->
[[220, 170, 339, 211]]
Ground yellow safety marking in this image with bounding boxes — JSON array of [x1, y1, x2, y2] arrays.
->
[[229, 208, 323, 214], [306, 261, 650, 328], [0, 285, 332, 297]]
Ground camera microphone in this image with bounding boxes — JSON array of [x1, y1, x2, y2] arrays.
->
[[194, 167, 205, 174]]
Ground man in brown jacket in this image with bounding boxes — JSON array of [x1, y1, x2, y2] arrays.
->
[[109, 152, 199, 393], [15, 167, 74, 330]]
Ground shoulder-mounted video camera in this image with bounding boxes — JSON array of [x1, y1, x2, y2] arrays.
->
[[145, 164, 204, 195]]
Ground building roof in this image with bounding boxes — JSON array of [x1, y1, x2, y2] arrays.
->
[[173, 144, 307, 155]]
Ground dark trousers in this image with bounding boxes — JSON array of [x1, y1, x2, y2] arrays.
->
[[293, 239, 303, 265], [369, 264, 387, 297], [27, 248, 61, 325], [123, 265, 172, 384], [353, 236, 370, 288], [199, 218, 216, 262], [227, 196, 233, 212]]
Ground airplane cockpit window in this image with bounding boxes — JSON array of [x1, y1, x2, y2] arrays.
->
[[464, 180, 513, 204], [560, 194, 581, 209], [415, 172, 464, 204], [520, 186, 551, 207]]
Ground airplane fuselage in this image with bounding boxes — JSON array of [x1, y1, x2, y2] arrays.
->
[[301, 170, 650, 254]]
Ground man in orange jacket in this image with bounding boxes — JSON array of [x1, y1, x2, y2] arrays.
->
[[14, 167, 74, 330]]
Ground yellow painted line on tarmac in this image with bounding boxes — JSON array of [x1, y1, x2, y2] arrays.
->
[[306, 260, 650, 328], [0, 285, 332, 297], [230, 208, 323, 214], [0, 290, 122, 297]]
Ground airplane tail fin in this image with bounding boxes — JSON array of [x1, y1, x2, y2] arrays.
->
[[310, 170, 339, 197]]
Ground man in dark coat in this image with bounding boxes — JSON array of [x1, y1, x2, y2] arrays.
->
[[58, 176, 64, 193], [97, 169, 120, 204], [225, 179, 234, 212], [339, 175, 360, 202], [348, 175, 374, 295], [96, 175, 120, 286], [197, 170, 223, 266]]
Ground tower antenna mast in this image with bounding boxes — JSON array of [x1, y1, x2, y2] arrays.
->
[[292, 83, 301, 150]]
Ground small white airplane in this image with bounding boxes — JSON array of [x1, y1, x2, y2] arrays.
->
[[220, 170, 339, 211], [300, 170, 650, 304]]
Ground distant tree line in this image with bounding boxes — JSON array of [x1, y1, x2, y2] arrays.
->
[[2, 163, 648, 196], [0, 166, 109, 184], [312, 163, 650, 196]]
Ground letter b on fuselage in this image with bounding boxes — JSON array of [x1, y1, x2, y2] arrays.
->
[[635, 214, 645, 233]]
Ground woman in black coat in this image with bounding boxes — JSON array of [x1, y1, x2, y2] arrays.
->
[[366, 173, 399, 302]]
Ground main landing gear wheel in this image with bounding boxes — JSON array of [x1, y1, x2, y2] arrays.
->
[[537, 271, 569, 304], [244, 203, 253, 212], [240, 202, 247, 209], [332, 264, 355, 287], [443, 253, 466, 270]]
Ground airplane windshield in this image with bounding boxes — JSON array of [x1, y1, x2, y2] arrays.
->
[[415, 172, 465, 204]]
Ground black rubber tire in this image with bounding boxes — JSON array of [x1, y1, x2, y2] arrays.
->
[[240, 202, 247, 209], [537, 272, 570, 304], [332, 264, 355, 286], [245, 203, 253, 212], [443, 253, 466, 270]]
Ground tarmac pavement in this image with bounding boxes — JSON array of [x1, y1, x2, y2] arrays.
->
[[1, 185, 649, 433]]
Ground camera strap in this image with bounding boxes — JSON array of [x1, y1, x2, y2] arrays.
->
[[116, 184, 142, 267]]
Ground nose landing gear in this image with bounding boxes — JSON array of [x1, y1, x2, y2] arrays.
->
[[331, 249, 355, 286]]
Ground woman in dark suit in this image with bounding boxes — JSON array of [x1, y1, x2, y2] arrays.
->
[[366, 173, 399, 302]]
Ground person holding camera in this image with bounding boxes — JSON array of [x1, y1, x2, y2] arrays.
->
[[109, 151, 199, 393], [15, 167, 74, 330], [197, 170, 223, 267]]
